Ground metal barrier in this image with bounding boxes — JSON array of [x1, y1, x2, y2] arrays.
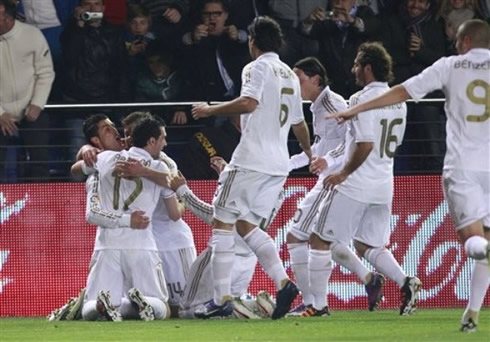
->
[[0, 99, 446, 183]]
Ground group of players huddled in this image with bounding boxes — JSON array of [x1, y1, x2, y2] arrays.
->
[[48, 16, 489, 333]]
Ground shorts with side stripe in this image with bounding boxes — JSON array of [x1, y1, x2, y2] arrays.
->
[[288, 177, 330, 241], [159, 247, 197, 307], [212, 166, 286, 227], [313, 190, 391, 247], [84, 249, 168, 307], [443, 169, 490, 230]]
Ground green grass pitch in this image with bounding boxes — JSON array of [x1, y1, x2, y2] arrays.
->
[[1, 309, 488, 341]]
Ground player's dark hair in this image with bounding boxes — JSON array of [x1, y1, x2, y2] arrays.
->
[[83, 114, 109, 142], [121, 111, 152, 129], [131, 116, 166, 148], [294, 57, 329, 88], [248, 16, 283, 53], [357, 42, 394, 83], [0, 0, 17, 18]]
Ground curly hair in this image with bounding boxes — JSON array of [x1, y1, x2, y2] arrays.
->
[[357, 42, 394, 83]]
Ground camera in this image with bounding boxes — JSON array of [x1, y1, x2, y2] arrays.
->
[[80, 12, 103, 21]]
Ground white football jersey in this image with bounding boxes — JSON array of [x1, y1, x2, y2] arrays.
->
[[229, 52, 305, 176], [290, 86, 347, 172], [93, 147, 173, 250], [85, 172, 131, 229], [403, 48, 490, 172], [152, 153, 195, 251], [338, 82, 407, 204]]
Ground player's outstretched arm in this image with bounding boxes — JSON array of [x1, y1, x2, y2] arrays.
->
[[170, 172, 214, 225], [327, 85, 411, 123], [191, 96, 258, 119], [292, 120, 312, 161]]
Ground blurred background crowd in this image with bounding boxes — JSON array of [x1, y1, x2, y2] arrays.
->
[[1, 0, 489, 182]]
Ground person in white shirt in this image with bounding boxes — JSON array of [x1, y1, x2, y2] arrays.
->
[[330, 19, 490, 332], [118, 112, 197, 318], [309, 42, 422, 317], [81, 117, 178, 322], [285, 57, 347, 315], [191, 16, 312, 319]]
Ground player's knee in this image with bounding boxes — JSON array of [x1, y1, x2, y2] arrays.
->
[[464, 235, 488, 260], [353, 240, 370, 257], [286, 231, 304, 244], [309, 233, 331, 250]]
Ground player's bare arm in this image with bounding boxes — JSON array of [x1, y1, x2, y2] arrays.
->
[[191, 96, 258, 119], [115, 159, 171, 188], [210, 156, 227, 175], [309, 156, 327, 175], [291, 120, 312, 161], [324, 141, 373, 189], [76, 144, 101, 166], [164, 195, 184, 221], [327, 85, 411, 123]]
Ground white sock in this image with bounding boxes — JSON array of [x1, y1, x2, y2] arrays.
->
[[464, 236, 488, 260], [146, 297, 168, 319], [81, 300, 99, 321], [288, 242, 313, 306], [308, 249, 332, 310], [243, 227, 288, 290], [211, 229, 235, 305], [364, 247, 406, 287], [331, 241, 370, 284], [466, 259, 490, 315]]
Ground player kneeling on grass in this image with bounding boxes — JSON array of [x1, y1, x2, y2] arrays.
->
[[169, 157, 280, 319]]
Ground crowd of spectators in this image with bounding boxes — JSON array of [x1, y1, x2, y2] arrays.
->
[[1, 0, 489, 181]]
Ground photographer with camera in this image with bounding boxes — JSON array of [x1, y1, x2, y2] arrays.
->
[[60, 0, 130, 170], [180, 0, 250, 116]]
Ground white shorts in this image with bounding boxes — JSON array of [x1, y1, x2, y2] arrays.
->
[[289, 177, 330, 241], [84, 249, 168, 306], [159, 247, 197, 307], [212, 166, 286, 226], [313, 190, 391, 247], [443, 169, 490, 230]]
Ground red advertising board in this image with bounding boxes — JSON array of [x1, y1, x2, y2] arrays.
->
[[0, 177, 488, 316]]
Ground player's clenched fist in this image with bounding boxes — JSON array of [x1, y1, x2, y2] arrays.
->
[[130, 210, 150, 229], [192, 102, 212, 119]]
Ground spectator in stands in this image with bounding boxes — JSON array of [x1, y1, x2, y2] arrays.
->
[[300, 0, 382, 98], [181, 0, 250, 106], [61, 0, 129, 104], [178, 115, 240, 180], [381, 0, 446, 171], [475, 0, 490, 22], [130, 0, 189, 49], [18, 0, 63, 101], [135, 41, 188, 125], [437, 0, 478, 53], [260, 0, 329, 67], [60, 0, 129, 167], [0, 0, 55, 182], [125, 4, 155, 79]]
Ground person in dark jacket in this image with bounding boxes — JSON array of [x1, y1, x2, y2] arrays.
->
[[61, 0, 129, 104], [380, 0, 447, 172], [299, 0, 382, 98]]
